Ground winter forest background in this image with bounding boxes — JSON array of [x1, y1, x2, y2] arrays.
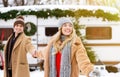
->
[[0, 0, 120, 11]]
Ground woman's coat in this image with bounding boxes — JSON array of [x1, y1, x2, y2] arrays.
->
[[38, 36, 94, 77], [4, 33, 35, 77]]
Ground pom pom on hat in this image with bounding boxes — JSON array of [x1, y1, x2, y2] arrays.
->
[[14, 15, 25, 27], [58, 17, 73, 27]]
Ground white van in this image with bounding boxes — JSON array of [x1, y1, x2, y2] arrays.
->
[[0, 5, 120, 69]]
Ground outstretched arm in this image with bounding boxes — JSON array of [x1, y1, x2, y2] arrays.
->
[[75, 39, 94, 76], [25, 37, 36, 57]]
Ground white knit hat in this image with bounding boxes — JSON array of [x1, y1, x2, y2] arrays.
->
[[58, 17, 73, 27]]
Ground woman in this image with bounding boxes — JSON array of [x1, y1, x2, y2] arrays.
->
[[4, 16, 36, 77], [37, 17, 94, 77]]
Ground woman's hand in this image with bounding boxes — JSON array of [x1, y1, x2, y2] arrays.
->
[[32, 50, 37, 58]]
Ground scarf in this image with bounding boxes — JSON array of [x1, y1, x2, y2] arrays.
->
[[49, 41, 71, 77]]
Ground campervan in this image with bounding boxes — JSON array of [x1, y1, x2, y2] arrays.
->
[[0, 5, 120, 70]]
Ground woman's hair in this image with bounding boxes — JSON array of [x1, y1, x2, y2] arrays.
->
[[52, 27, 77, 54]]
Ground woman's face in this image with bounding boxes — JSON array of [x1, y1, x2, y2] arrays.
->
[[61, 22, 73, 36], [13, 24, 24, 34]]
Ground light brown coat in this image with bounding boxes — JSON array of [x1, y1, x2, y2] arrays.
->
[[38, 36, 94, 77], [4, 33, 35, 77]]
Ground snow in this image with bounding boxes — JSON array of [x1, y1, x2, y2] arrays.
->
[[0, 5, 119, 14], [114, 63, 120, 72], [0, 69, 120, 77], [1, 63, 120, 77], [30, 70, 44, 77], [0, 70, 44, 77], [0, 69, 86, 77], [0, 69, 44, 77]]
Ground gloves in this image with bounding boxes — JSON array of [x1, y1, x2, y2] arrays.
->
[[89, 69, 100, 77]]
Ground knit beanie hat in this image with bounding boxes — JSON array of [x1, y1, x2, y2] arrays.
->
[[14, 15, 25, 27], [58, 17, 73, 28]]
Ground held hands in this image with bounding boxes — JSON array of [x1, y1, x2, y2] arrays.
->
[[31, 49, 44, 59], [32, 50, 38, 58]]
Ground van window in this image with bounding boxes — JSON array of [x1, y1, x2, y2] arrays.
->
[[86, 27, 112, 39], [0, 28, 13, 40], [45, 27, 58, 36]]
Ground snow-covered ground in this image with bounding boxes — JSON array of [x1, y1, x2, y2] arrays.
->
[[0, 70, 44, 77], [0, 69, 86, 77], [1, 63, 120, 77], [0, 69, 120, 77]]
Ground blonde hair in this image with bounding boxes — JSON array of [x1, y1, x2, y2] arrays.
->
[[52, 26, 77, 54]]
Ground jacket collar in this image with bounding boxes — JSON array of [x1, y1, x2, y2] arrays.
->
[[12, 32, 25, 52], [71, 36, 81, 63]]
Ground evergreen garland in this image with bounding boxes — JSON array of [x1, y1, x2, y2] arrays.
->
[[0, 9, 119, 21]]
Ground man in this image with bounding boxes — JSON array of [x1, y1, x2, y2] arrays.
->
[[4, 15, 36, 77]]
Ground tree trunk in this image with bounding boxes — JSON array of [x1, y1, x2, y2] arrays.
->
[[34, 0, 37, 4], [34, 0, 40, 5], [2, 0, 8, 7], [14, 0, 24, 6], [22, 0, 24, 5]]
